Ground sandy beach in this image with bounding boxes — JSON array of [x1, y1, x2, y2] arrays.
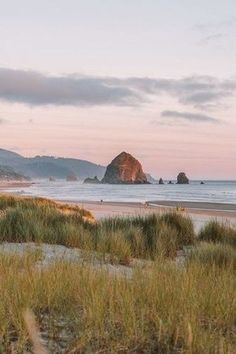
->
[[61, 199, 236, 232], [0, 181, 34, 189], [1, 184, 236, 231]]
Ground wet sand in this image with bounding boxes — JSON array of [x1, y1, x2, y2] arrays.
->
[[0, 181, 34, 189], [149, 200, 236, 212]]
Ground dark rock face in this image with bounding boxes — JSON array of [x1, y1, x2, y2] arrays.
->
[[102, 152, 148, 184], [168, 181, 173, 184], [83, 176, 101, 184], [177, 172, 189, 184], [159, 178, 164, 185], [66, 173, 78, 182]]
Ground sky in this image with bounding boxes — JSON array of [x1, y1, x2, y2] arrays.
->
[[0, 0, 236, 179]]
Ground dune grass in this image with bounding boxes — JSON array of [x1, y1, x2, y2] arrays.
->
[[0, 194, 196, 263], [199, 220, 236, 248], [188, 242, 236, 270], [0, 194, 236, 352], [0, 253, 235, 353]]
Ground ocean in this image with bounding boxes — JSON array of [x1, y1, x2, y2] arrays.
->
[[6, 180, 236, 204]]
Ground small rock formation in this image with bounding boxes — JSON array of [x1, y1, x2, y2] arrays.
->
[[168, 180, 173, 184], [200, 181, 205, 185], [102, 152, 148, 184], [177, 172, 189, 184], [49, 176, 56, 182], [83, 176, 101, 184], [159, 178, 164, 185], [66, 173, 78, 182]]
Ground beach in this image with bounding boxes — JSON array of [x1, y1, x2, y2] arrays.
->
[[1, 181, 236, 231], [0, 181, 33, 189], [63, 199, 236, 232]]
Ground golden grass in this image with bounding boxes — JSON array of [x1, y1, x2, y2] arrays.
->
[[0, 252, 235, 353], [0, 194, 236, 352]]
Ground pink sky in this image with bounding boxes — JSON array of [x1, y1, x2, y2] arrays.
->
[[0, 97, 235, 179], [0, 1, 236, 179]]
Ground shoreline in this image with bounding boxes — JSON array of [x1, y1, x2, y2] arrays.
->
[[57, 200, 236, 230], [0, 181, 34, 189], [148, 200, 236, 212], [1, 186, 236, 229]]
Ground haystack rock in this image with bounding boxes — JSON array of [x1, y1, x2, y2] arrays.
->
[[102, 152, 148, 184], [159, 178, 164, 185], [177, 172, 189, 184]]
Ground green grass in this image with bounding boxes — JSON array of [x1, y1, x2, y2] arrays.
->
[[0, 195, 196, 263], [199, 220, 236, 248], [188, 242, 236, 270]]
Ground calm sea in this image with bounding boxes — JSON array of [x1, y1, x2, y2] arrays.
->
[[5, 180, 236, 204]]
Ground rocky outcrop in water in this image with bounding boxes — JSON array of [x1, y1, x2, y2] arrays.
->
[[83, 176, 101, 184], [177, 172, 189, 184], [159, 178, 164, 185], [66, 173, 78, 181], [102, 152, 148, 184]]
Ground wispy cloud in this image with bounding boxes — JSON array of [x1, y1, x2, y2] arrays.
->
[[161, 110, 219, 123], [0, 68, 235, 109], [194, 17, 235, 46], [194, 17, 236, 31], [199, 33, 226, 45]]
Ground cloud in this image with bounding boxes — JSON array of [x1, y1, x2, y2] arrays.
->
[[0, 68, 142, 107], [194, 17, 236, 31], [194, 17, 235, 46], [161, 110, 219, 123], [199, 33, 226, 45], [0, 68, 235, 109]]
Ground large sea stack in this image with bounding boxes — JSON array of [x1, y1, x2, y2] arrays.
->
[[102, 152, 148, 184], [177, 172, 189, 184]]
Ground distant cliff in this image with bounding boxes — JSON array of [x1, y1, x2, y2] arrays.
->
[[102, 152, 148, 184], [0, 148, 106, 180], [0, 165, 29, 181]]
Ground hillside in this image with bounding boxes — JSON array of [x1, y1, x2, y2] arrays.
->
[[0, 165, 29, 181], [0, 149, 106, 180]]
